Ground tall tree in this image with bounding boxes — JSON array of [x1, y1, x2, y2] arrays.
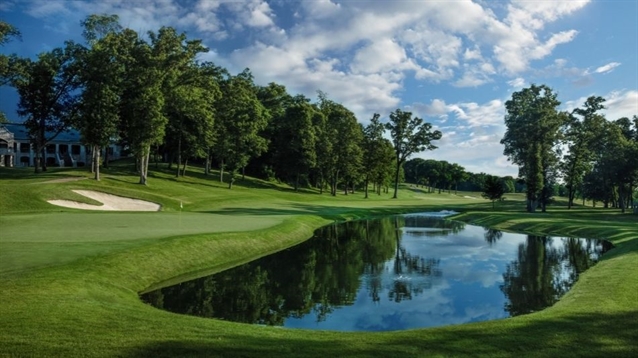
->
[[318, 94, 363, 196], [362, 113, 388, 198], [385, 109, 442, 199], [560, 96, 606, 208], [273, 96, 317, 190], [14, 42, 84, 172], [501, 84, 566, 212], [75, 15, 124, 180], [214, 69, 269, 189], [117, 29, 166, 185], [0, 21, 23, 123], [255, 83, 293, 181], [450, 163, 468, 195], [482, 175, 506, 209]]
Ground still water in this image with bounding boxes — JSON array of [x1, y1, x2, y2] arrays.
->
[[141, 214, 612, 331]]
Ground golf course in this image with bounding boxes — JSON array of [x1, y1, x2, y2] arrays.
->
[[0, 163, 636, 357]]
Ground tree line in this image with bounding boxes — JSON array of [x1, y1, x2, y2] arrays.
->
[[0, 15, 441, 198], [1, 17, 635, 208], [502, 85, 638, 212]]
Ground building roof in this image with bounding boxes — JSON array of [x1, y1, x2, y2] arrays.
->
[[1, 123, 82, 143]]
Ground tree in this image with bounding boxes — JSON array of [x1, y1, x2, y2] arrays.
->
[[362, 113, 389, 198], [117, 29, 167, 185], [76, 15, 124, 180], [0, 21, 23, 86], [214, 69, 269, 189], [318, 93, 363, 196], [501, 84, 565, 212], [385, 109, 442, 199], [272, 96, 318, 190], [482, 175, 506, 209], [163, 61, 220, 178], [14, 42, 84, 173], [560, 96, 606, 208], [449, 163, 467, 195]]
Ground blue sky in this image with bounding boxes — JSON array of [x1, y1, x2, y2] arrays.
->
[[1, 0, 637, 176]]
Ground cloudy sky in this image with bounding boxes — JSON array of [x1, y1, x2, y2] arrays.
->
[[1, 0, 637, 176]]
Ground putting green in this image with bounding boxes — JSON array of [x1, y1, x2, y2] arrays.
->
[[0, 212, 285, 276]]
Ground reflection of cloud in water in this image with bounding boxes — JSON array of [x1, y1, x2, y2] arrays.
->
[[443, 261, 502, 288]]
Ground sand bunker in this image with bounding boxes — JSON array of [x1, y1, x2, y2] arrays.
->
[[48, 190, 161, 211]]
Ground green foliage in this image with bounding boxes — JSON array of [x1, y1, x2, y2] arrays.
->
[[362, 113, 393, 198], [273, 97, 318, 190], [14, 42, 84, 173], [386, 108, 442, 198], [502, 84, 565, 212], [482, 175, 506, 209], [0, 20, 20, 46], [215, 69, 270, 188], [318, 94, 363, 196]]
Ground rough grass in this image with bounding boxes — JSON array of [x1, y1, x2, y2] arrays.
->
[[0, 163, 636, 357]]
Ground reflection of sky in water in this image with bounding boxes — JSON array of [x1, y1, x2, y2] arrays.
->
[[143, 212, 610, 332], [284, 220, 519, 331]]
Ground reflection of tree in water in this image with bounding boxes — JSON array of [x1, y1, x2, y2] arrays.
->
[[484, 228, 503, 246], [142, 216, 400, 325], [500, 235, 611, 316], [402, 216, 466, 237], [388, 216, 442, 303]]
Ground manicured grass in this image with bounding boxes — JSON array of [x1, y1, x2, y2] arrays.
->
[[0, 164, 636, 357]]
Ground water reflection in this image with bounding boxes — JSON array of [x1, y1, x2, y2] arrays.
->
[[141, 215, 612, 331]]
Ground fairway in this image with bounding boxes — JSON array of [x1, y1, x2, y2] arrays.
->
[[0, 166, 636, 357]]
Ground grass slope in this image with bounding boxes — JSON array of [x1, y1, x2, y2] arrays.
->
[[0, 163, 636, 357]]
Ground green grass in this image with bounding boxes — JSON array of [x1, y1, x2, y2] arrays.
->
[[0, 163, 636, 357]]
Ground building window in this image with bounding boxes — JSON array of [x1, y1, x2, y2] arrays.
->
[[20, 143, 30, 153], [46, 144, 55, 154], [71, 145, 81, 155]]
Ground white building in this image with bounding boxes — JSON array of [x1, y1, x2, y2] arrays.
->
[[0, 123, 123, 168]]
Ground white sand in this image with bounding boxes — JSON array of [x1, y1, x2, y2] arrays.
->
[[48, 190, 161, 211]]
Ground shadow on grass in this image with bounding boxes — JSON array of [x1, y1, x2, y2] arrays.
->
[[124, 311, 638, 357], [201, 202, 501, 221]]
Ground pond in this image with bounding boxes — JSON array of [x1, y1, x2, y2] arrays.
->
[[141, 213, 612, 331]]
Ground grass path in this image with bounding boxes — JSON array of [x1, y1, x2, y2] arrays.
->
[[0, 165, 636, 357]]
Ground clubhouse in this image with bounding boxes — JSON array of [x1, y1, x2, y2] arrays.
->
[[0, 123, 123, 168]]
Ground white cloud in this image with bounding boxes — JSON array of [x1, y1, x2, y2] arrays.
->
[[351, 38, 413, 74], [565, 89, 638, 121], [464, 46, 483, 61], [507, 77, 526, 88], [604, 90, 638, 120], [594, 62, 621, 74]]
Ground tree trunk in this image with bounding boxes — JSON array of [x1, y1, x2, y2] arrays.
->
[[228, 171, 234, 189], [392, 160, 400, 199], [176, 136, 181, 178], [294, 172, 299, 191], [34, 150, 41, 173], [242, 166, 245, 180], [182, 159, 188, 177], [94, 145, 100, 181], [41, 147, 47, 172], [364, 177, 369, 199], [103, 146, 109, 169], [219, 159, 224, 183], [204, 150, 211, 175], [139, 150, 149, 185]]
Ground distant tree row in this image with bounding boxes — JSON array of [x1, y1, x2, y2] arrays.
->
[[502, 85, 637, 213], [1, 16, 441, 197]]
